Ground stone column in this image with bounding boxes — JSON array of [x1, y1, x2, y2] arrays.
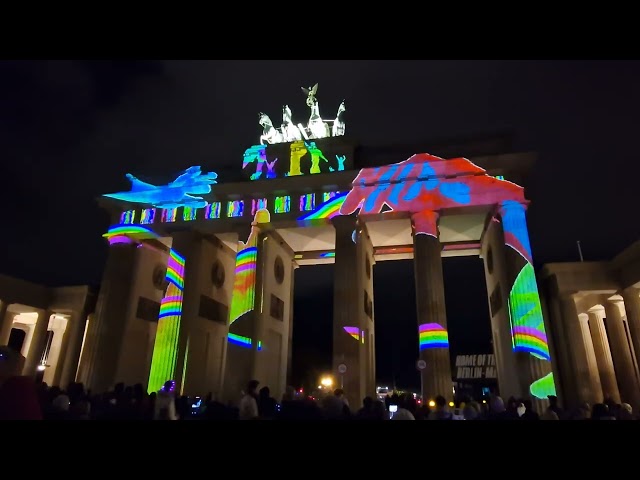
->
[[577, 313, 604, 403], [411, 210, 453, 403], [0, 300, 12, 345], [587, 307, 620, 403], [498, 201, 556, 413], [604, 299, 640, 409], [23, 310, 52, 376], [79, 243, 139, 393], [622, 288, 640, 370], [286, 261, 297, 387], [332, 214, 364, 408], [559, 296, 601, 405], [56, 312, 88, 389]]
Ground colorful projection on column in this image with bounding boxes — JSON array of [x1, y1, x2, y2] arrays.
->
[[500, 200, 533, 264], [228, 209, 271, 325], [228, 332, 252, 348], [103, 166, 218, 209], [344, 326, 360, 341], [508, 263, 550, 361], [418, 323, 449, 349], [529, 372, 556, 398], [148, 249, 186, 394], [500, 199, 555, 398], [274, 196, 291, 214], [339, 153, 526, 217], [298, 192, 347, 221]]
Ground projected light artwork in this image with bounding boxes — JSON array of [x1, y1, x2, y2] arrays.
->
[[243, 144, 268, 180], [305, 141, 329, 174], [228, 332, 252, 348], [183, 207, 197, 221], [148, 248, 185, 394], [162, 208, 177, 223], [140, 208, 155, 225], [120, 210, 136, 224], [103, 224, 160, 246], [103, 166, 218, 209], [229, 209, 271, 325], [298, 192, 347, 221], [299, 194, 315, 212], [344, 326, 360, 341], [529, 372, 556, 398], [252, 198, 267, 215], [274, 196, 290, 214], [339, 154, 525, 217], [204, 202, 220, 219], [418, 323, 449, 349], [228, 200, 244, 218], [508, 263, 550, 361], [319, 252, 335, 258]]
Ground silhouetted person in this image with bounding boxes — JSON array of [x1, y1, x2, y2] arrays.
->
[[239, 380, 260, 420], [356, 396, 375, 420], [258, 386, 278, 419], [428, 395, 452, 420]]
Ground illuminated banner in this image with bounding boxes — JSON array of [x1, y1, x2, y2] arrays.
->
[[454, 354, 497, 380], [242, 136, 355, 181]]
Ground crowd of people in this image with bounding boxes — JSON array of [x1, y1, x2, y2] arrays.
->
[[0, 374, 637, 420]]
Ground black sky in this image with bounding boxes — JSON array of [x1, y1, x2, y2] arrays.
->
[[1, 60, 639, 390]]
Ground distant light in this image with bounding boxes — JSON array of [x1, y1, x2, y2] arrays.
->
[[428, 400, 435, 407], [318, 385, 322, 389], [482, 400, 487, 404], [37, 365, 46, 372], [320, 376, 333, 388], [448, 401, 454, 407]]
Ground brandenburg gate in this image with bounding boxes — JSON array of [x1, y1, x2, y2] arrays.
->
[[77, 85, 557, 409]]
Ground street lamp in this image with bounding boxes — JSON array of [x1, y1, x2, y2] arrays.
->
[[320, 376, 333, 388]]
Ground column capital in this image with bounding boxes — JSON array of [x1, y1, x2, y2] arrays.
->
[[331, 214, 357, 232], [587, 306, 606, 320], [410, 210, 439, 238], [498, 199, 530, 214]]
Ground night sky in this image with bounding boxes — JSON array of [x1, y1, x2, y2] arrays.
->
[[1, 60, 638, 390]]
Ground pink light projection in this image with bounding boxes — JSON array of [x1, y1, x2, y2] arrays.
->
[[343, 326, 360, 341]]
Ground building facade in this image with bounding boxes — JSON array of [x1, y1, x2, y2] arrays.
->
[[540, 241, 640, 411], [0, 274, 95, 388]]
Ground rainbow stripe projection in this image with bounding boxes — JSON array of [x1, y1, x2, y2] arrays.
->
[[228, 332, 252, 348], [344, 326, 360, 341], [148, 249, 185, 394], [299, 193, 315, 212], [508, 263, 550, 361], [140, 208, 156, 225], [298, 192, 347, 221], [274, 196, 290, 214], [529, 372, 556, 399], [228, 209, 271, 325], [252, 198, 267, 215], [103, 224, 160, 245], [162, 208, 177, 223], [228, 200, 244, 218], [320, 252, 335, 258], [120, 210, 136, 224], [204, 202, 221, 219], [418, 323, 449, 349], [183, 206, 197, 221]]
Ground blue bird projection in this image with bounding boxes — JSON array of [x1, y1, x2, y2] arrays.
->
[[103, 166, 218, 209]]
